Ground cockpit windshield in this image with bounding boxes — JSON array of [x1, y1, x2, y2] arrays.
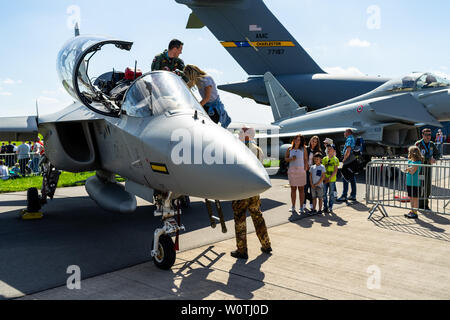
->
[[375, 72, 450, 93], [415, 73, 450, 90], [121, 72, 206, 117]]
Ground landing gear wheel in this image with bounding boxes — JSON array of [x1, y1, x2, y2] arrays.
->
[[171, 196, 190, 209], [27, 188, 41, 212], [152, 234, 176, 270], [180, 196, 190, 209]]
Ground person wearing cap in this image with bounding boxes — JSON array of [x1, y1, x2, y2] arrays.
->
[[230, 125, 272, 259], [337, 129, 358, 202], [323, 138, 334, 149], [322, 144, 339, 213]]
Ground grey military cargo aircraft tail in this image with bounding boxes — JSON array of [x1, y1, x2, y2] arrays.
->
[[176, 0, 389, 109], [0, 34, 271, 270]]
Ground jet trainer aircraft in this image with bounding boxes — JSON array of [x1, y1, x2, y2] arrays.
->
[[0, 34, 271, 270], [176, 0, 389, 109], [259, 72, 450, 169]]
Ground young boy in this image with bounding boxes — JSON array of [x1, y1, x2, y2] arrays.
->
[[322, 145, 340, 213], [9, 163, 21, 179], [309, 153, 326, 215]]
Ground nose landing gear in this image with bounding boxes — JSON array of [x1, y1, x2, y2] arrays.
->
[[23, 157, 60, 220], [151, 192, 185, 270]]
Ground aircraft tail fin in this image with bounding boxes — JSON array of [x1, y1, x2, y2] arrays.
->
[[264, 72, 306, 122], [74, 22, 80, 37], [176, 0, 324, 76]]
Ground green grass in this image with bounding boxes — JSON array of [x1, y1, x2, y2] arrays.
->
[[0, 172, 95, 193], [0, 172, 126, 193], [263, 159, 280, 168]]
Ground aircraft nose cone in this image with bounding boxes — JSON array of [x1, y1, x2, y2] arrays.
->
[[170, 124, 271, 200]]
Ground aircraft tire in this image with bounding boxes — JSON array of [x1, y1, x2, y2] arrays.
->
[[152, 234, 176, 270], [27, 188, 41, 212], [181, 196, 190, 208]]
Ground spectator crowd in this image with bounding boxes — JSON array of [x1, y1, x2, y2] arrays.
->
[[0, 138, 45, 180]]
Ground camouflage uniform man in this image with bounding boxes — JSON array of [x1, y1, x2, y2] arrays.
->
[[415, 128, 441, 211], [231, 125, 272, 259], [151, 39, 189, 83]]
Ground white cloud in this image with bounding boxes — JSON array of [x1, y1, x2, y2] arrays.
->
[[348, 38, 371, 48], [42, 90, 59, 95], [3, 78, 23, 85], [0, 92, 12, 96], [37, 96, 59, 104], [324, 66, 366, 77], [219, 91, 274, 124], [204, 68, 224, 77], [35, 87, 73, 114]]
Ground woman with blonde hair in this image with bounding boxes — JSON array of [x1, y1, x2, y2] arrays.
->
[[183, 64, 231, 128], [285, 134, 309, 214]]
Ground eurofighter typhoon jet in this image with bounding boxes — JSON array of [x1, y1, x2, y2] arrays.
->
[[0, 34, 271, 270], [260, 71, 450, 169]]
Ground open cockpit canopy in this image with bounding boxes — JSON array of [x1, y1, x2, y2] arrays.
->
[[57, 36, 133, 116], [57, 36, 204, 118]]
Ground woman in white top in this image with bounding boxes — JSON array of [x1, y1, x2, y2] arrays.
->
[[304, 136, 323, 211], [285, 134, 309, 213]]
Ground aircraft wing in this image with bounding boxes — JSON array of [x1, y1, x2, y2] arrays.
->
[[0, 116, 38, 141], [369, 93, 441, 127], [256, 127, 359, 139], [228, 121, 279, 132]]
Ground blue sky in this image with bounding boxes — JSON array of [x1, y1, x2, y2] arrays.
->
[[0, 0, 449, 122]]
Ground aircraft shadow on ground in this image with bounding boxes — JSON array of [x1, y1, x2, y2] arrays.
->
[[370, 213, 450, 242], [0, 195, 283, 299], [149, 245, 271, 300]]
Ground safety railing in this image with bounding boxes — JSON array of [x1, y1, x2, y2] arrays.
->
[[366, 159, 450, 219]]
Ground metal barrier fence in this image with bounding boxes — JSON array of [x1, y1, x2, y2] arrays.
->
[[0, 153, 43, 178], [366, 159, 450, 219]]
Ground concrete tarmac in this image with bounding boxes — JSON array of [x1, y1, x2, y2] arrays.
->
[[1, 172, 450, 300]]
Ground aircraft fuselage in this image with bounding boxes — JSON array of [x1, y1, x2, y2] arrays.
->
[[219, 73, 389, 109]]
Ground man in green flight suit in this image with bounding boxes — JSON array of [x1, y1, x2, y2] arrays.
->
[[231, 125, 272, 260], [415, 128, 441, 211], [151, 39, 188, 83]]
